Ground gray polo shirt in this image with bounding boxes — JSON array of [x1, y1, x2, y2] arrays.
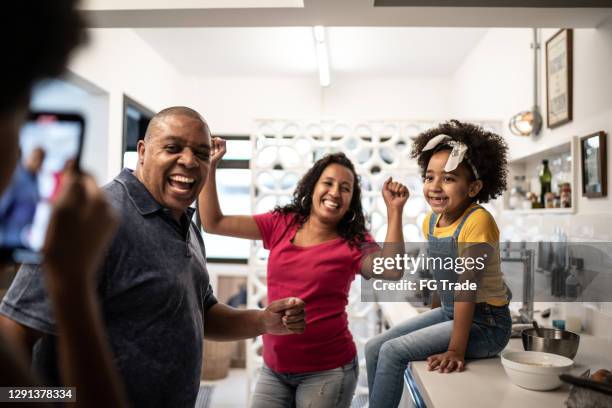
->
[[0, 169, 218, 408]]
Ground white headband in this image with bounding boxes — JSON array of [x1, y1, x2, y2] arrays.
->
[[422, 134, 479, 179]]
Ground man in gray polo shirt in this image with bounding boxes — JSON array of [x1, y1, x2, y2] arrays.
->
[[0, 106, 305, 407]]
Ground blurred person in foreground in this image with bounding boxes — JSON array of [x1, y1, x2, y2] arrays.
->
[[2, 4, 306, 407], [0, 1, 128, 407]]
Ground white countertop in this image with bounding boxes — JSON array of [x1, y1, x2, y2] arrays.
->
[[378, 302, 612, 408]]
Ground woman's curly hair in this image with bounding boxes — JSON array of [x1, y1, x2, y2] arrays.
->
[[410, 120, 508, 203], [274, 153, 368, 248]]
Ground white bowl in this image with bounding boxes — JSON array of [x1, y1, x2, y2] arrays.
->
[[501, 351, 574, 391]]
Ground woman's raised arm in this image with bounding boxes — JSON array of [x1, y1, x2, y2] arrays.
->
[[198, 137, 261, 240]]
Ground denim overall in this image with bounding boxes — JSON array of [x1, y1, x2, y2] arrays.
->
[[427, 205, 512, 351]]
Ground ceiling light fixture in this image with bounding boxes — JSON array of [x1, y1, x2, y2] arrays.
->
[[509, 28, 543, 137], [313, 25, 330, 87]]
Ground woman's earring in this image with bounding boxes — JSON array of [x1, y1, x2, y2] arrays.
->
[[301, 196, 308, 207]]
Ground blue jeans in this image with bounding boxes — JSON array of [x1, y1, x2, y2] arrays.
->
[[365, 304, 511, 408], [250, 356, 359, 408]]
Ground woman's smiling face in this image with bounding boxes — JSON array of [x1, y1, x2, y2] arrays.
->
[[423, 149, 476, 215], [310, 163, 354, 225]]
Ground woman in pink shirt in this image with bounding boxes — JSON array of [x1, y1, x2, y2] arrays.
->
[[199, 137, 408, 408]]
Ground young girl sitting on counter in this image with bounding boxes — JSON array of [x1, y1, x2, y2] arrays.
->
[[366, 120, 513, 408]]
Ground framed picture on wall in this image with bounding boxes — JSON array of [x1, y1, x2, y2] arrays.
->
[[546, 28, 573, 129], [581, 131, 607, 198]]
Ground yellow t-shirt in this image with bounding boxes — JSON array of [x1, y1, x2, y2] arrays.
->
[[422, 203, 509, 306]]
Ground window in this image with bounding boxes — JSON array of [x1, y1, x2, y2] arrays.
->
[[201, 136, 251, 263], [122, 95, 153, 170]]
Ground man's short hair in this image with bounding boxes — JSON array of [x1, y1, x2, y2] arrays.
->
[[144, 107, 210, 142], [2, 0, 87, 114]]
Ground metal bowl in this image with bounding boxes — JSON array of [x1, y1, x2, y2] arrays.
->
[[522, 328, 580, 359]]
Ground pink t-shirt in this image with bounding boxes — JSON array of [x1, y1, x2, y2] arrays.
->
[[254, 211, 375, 373]]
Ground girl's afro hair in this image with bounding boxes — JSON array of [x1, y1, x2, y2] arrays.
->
[[410, 120, 508, 203]]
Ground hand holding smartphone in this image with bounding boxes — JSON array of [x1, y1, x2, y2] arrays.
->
[[0, 112, 84, 263]]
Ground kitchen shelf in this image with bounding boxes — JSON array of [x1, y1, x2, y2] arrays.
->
[[503, 137, 578, 215], [502, 207, 575, 215]]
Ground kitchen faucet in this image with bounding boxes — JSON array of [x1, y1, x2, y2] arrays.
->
[[501, 241, 536, 323]]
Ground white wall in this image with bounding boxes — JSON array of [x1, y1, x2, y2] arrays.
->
[[68, 23, 612, 328], [182, 76, 453, 134], [70, 24, 612, 223], [181, 77, 322, 134], [30, 78, 110, 184], [321, 77, 452, 121], [450, 22, 612, 237], [69, 29, 191, 182], [450, 22, 612, 322], [450, 28, 532, 151], [68, 29, 454, 178]]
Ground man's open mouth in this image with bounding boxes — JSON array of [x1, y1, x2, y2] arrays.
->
[[168, 174, 196, 193]]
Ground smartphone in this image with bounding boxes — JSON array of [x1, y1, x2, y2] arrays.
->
[[0, 112, 85, 263]]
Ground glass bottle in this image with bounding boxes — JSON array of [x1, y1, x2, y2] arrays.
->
[[560, 183, 571, 208], [539, 160, 552, 207]]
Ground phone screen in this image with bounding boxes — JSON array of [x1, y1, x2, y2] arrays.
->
[[0, 112, 84, 263]]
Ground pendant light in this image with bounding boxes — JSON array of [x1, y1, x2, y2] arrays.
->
[[509, 28, 543, 137]]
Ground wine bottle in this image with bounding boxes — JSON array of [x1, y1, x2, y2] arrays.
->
[[539, 159, 552, 207]]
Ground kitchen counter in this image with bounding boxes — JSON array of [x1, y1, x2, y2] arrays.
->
[[378, 302, 612, 408]]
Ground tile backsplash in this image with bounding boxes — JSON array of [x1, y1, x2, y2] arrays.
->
[[498, 212, 612, 242]]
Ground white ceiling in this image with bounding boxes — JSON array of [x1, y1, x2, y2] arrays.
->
[[135, 27, 488, 77], [91, 0, 611, 80]]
